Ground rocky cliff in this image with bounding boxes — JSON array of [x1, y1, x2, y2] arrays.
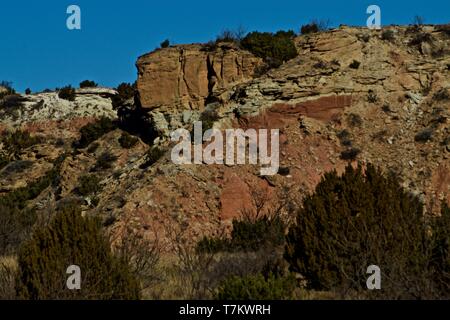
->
[[136, 42, 263, 111], [1, 25, 450, 248]]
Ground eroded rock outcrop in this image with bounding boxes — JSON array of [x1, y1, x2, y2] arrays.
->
[[136, 42, 264, 112]]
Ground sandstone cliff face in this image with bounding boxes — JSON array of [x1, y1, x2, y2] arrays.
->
[[1, 25, 450, 249], [136, 42, 263, 112]]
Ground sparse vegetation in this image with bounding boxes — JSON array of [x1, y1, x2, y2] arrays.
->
[[76, 174, 101, 197], [216, 273, 295, 300], [197, 215, 285, 254], [75, 117, 116, 148], [112, 82, 136, 109], [358, 33, 371, 43], [95, 151, 118, 170], [367, 90, 378, 103], [382, 104, 391, 113], [300, 20, 330, 35], [1, 130, 41, 158], [371, 129, 388, 142], [0, 81, 15, 99], [409, 32, 433, 47], [58, 85, 76, 101], [216, 29, 239, 43], [413, 15, 425, 27], [0, 160, 33, 177], [0, 155, 9, 171], [415, 128, 433, 142], [79, 80, 98, 88], [347, 113, 363, 127], [313, 60, 328, 69], [198, 109, 220, 134], [340, 147, 361, 161], [0, 154, 66, 255], [139, 147, 166, 169], [240, 30, 297, 68], [160, 39, 170, 48], [433, 89, 449, 101], [119, 132, 139, 149], [349, 60, 360, 69], [381, 29, 395, 41], [0, 94, 27, 109]]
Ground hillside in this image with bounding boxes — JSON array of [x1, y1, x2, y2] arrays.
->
[[1, 24, 449, 299]]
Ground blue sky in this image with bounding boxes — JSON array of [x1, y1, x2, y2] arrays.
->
[[0, 0, 448, 92]]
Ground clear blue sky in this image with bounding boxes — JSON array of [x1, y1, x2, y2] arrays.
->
[[0, 0, 448, 92]]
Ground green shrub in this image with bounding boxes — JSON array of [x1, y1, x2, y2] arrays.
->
[[95, 151, 118, 170], [231, 216, 285, 251], [381, 29, 395, 41], [347, 113, 363, 127], [284, 164, 440, 298], [160, 39, 170, 48], [77, 175, 101, 196], [367, 90, 378, 103], [415, 128, 433, 142], [359, 33, 371, 42], [382, 104, 391, 113], [196, 236, 228, 254], [409, 32, 433, 47], [340, 147, 360, 161], [0, 155, 9, 171], [112, 82, 136, 109], [75, 117, 115, 148], [313, 60, 327, 69], [0, 160, 33, 177], [300, 20, 330, 35], [58, 86, 76, 101], [216, 29, 239, 43], [1, 130, 41, 157], [413, 15, 425, 27], [197, 216, 285, 253], [215, 273, 295, 300], [119, 132, 138, 149], [0, 94, 27, 109], [16, 204, 140, 299], [337, 129, 351, 141], [430, 203, 450, 293], [0, 81, 15, 99], [24, 88, 32, 95], [300, 23, 319, 34], [349, 60, 361, 69], [199, 110, 220, 134], [87, 142, 99, 153], [240, 30, 297, 68], [433, 89, 449, 101], [139, 147, 165, 169], [79, 80, 98, 88], [0, 155, 66, 255]]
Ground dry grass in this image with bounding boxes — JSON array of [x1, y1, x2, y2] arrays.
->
[[0, 255, 18, 299]]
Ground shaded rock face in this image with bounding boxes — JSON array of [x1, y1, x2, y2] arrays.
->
[[136, 43, 263, 112]]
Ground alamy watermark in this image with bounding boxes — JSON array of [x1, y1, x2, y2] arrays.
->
[[66, 265, 81, 290], [366, 265, 381, 290], [366, 5, 382, 29], [66, 5, 81, 30], [170, 121, 279, 176]]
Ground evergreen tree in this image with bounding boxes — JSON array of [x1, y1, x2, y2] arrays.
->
[[284, 163, 439, 298], [16, 204, 140, 300]]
